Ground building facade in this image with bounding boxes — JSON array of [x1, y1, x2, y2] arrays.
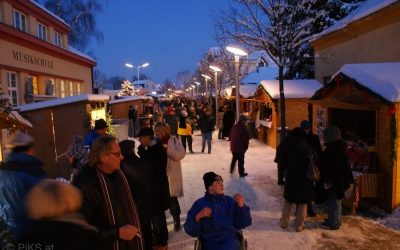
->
[[0, 0, 96, 106]]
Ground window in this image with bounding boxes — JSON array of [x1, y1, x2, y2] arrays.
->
[[60, 80, 65, 97], [69, 81, 74, 96], [31, 76, 39, 95], [7, 72, 18, 105], [13, 9, 27, 32], [54, 31, 63, 47], [77, 83, 81, 95], [37, 22, 47, 41]]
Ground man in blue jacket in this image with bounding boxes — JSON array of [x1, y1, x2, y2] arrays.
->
[[0, 133, 46, 239], [184, 172, 252, 250]]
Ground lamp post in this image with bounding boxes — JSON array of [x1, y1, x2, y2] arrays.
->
[[209, 65, 222, 117], [201, 74, 211, 102], [125, 62, 150, 82], [226, 45, 247, 121]]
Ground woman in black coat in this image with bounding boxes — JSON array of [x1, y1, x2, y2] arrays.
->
[[280, 128, 314, 232]]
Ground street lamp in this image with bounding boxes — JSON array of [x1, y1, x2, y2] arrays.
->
[[195, 81, 201, 98], [209, 65, 222, 117], [226, 45, 247, 121], [125, 62, 150, 82], [201, 74, 212, 101]]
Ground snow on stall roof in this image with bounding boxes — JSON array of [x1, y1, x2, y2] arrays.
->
[[18, 94, 110, 112], [224, 84, 259, 98], [332, 62, 400, 102], [109, 96, 152, 104], [310, 0, 398, 42], [29, 0, 70, 28], [242, 67, 279, 84], [68, 46, 96, 62], [260, 80, 322, 99]]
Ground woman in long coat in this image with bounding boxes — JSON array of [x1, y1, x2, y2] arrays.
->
[[155, 122, 186, 231], [280, 128, 314, 232]]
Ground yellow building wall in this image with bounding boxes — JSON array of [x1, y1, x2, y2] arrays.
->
[[0, 38, 93, 102], [312, 4, 400, 83]]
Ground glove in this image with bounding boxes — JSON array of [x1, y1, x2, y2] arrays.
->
[[345, 183, 354, 199]]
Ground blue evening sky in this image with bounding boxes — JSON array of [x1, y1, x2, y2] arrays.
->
[[89, 0, 231, 84]]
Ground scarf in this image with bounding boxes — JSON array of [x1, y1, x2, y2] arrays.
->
[[96, 168, 144, 250]]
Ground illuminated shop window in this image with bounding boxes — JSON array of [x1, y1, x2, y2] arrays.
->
[[77, 83, 81, 95], [69, 81, 74, 96], [60, 80, 66, 97], [7, 72, 18, 105], [13, 9, 27, 32], [31, 76, 39, 95]]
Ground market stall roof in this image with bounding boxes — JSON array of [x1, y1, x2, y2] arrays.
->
[[18, 94, 110, 112], [259, 80, 322, 99], [224, 84, 259, 98], [0, 111, 32, 129], [109, 95, 153, 105], [241, 66, 279, 84], [331, 62, 400, 103], [310, 0, 398, 42]]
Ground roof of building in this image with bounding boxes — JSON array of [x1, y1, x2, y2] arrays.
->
[[331, 62, 400, 102], [29, 0, 70, 28], [259, 80, 322, 99], [224, 84, 259, 98], [310, 0, 398, 42], [109, 95, 152, 104], [68, 46, 95, 62], [18, 94, 110, 112], [241, 66, 279, 84]]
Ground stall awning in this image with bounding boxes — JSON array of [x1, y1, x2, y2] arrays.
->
[[0, 111, 32, 129], [331, 62, 400, 103]]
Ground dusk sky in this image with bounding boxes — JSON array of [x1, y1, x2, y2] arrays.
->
[[89, 0, 231, 84]]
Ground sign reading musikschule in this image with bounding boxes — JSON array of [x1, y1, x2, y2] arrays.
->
[[12, 50, 53, 69]]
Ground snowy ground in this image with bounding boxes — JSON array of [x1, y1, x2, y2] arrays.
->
[[162, 131, 400, 250]]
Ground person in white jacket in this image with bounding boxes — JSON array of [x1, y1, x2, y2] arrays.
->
[[154, 122, 186, 231]]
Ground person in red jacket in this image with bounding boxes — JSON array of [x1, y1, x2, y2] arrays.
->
[[229, 115, 250, 177]]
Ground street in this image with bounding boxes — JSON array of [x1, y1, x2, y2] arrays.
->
[[165, 131, 400, 250]]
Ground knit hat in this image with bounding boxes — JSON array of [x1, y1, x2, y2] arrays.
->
[[6, 133, 34, 148], [203, 172, 222, 190], [94, 119, 108, 130], [299, 120, 311, 130], [323, 126, 341, 144]]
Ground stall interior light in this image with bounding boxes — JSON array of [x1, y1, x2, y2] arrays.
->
[[209, 65, 222, 72], [226, 46, 248, 56]]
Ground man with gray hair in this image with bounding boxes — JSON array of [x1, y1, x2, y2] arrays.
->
[[230, 115, 250, 177]]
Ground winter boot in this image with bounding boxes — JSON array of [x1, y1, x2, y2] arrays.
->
[[173, 216, 181, 231]]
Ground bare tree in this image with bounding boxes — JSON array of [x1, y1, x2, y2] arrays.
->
[[176, 70, 194, 89], [215, 0, 321, 140]]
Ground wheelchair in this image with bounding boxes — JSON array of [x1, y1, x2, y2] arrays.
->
[[194, 230, 248, 250]]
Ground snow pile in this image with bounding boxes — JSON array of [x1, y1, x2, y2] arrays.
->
[[378, 206, 400, 231]]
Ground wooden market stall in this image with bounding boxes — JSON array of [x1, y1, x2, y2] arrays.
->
[[109, 95, 153, 120], [18, 94, 110, 178], [311, 62, 400, 212], [253, 80, 322, 149]]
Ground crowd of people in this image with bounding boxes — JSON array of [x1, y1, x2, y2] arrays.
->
[[275, 120, 354, 232], [0, 96, 355, 249]]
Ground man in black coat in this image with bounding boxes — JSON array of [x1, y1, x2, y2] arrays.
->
[[73, 136, 143, 250], [320, 126, 354, 230], [137, 128, 170, 249], [222, 105, 235, 139], [120, 140, 153, 250], [128, 105, 137, 137]]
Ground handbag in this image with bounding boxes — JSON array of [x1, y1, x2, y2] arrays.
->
[[307, 155, 320, 182]]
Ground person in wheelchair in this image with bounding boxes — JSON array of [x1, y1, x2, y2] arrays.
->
[[183, 172, 252, 250]]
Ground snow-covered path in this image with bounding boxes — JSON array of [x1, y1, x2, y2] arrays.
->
[[166, 131, 400, 249]]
